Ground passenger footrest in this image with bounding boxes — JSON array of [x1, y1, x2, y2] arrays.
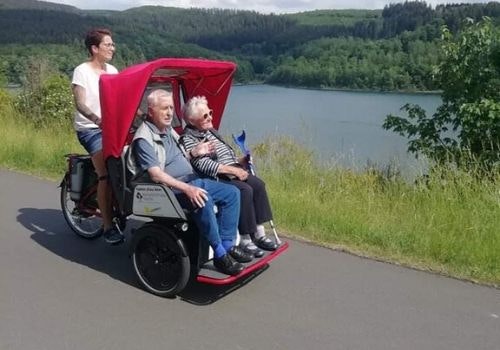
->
[[196, 241, 289, 285]]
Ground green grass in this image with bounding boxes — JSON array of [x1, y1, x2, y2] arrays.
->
[[0, 99, 83, 178], [1, 102, 499, 286], [255, 137, 500, 286]]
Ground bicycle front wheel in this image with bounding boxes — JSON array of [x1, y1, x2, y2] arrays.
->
[[60, 176, 102, 239]]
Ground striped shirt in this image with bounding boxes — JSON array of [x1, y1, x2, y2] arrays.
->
[[181, 127, 239, 179]]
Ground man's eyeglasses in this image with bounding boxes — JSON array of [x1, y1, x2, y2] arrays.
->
[[202, 109, 213, 120], [100, 42, 115, 48]]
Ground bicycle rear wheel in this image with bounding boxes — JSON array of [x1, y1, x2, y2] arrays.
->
[[60, 177, 102, 239]]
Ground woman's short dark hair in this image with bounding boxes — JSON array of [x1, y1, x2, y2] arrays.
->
[[84, 28, 112, 56]]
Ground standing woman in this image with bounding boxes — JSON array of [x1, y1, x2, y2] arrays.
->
[[72, 28, 123, 244]]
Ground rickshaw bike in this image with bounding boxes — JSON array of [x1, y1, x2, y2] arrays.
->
[[60, 58, 289, 297]]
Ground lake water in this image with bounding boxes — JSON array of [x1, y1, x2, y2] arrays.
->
[[220, 85, 441, 174]]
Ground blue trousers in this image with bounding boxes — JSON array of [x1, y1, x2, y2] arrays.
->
[[175, 178, 240, 249]]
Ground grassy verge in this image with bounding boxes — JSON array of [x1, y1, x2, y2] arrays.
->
[[255, 137, 500, 286], [0, 100, 83, 178], [1, 105, 499, 286]]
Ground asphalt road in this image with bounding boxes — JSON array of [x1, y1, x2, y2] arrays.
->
[[1, 169, 499, 350]]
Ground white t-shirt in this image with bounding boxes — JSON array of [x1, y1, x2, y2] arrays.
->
[[72, 62, 118, 131]]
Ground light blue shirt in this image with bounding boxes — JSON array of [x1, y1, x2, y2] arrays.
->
[[133, 122, 194, 180]]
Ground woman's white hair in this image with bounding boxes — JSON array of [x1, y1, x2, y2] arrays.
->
[[182, 95, 208, 124]]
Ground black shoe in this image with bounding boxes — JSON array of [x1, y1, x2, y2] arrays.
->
[[240, 242, 265, 258], [103, 227, 125, 245], [254, 236, 278, 251], [229, 246, 253, 263], [213, 254, 244, 276]]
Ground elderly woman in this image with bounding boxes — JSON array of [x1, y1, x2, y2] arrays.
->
[[180, 96, 278, 257]]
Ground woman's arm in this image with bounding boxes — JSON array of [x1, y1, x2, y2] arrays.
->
[[72, 85, 101, 126], [182, 134, 247, 180], [182, 135, 220, 178], [217, 163, 248, 181]]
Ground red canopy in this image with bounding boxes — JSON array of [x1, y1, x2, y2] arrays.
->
[[100, 58, 237, 160]]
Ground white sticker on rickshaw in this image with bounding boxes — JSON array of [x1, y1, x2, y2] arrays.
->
[[133, 185, 177, 217]]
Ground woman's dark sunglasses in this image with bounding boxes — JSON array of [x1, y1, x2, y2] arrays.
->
[[202, 109, 213, 120]]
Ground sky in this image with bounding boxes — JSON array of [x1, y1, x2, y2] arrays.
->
[[50, 0, 492, 14]]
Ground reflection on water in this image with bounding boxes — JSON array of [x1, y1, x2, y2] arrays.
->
[[220, 85, 441, 175]]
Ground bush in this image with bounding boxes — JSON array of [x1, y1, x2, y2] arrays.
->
[[15, 73, 73, 128], [0, 88, 14, 111], [383, 18, 500, 172]]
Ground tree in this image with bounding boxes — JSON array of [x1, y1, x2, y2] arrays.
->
[[383, 18, 500, 171]]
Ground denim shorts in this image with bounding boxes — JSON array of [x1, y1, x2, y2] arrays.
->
[[77, 128, 102, 156]]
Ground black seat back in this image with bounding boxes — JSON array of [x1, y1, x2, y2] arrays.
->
[[107, 155, 133, 217]]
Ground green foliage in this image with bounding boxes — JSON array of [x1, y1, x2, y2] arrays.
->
[[14, 57, 73, 128], [384, 18, 500, 170], [267, 36, 439, 90], [287, 9, 381, 26], [0, 62, 7, 87], [0, 0, 80, 12], [0, 2, 499, 90], [0, 9, 105, 44], [0, 44, 83, 84], [436, 2, 500, 32], [0, 88, 14, 114], [0, 105, 82, 178], [38, 74, 74, 127]]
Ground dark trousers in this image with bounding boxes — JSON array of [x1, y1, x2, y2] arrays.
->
[[221, 174, 273, 236]]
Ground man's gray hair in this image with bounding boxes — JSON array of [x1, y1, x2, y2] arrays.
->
[[147, 89, 172, 108], [182, 95, 208, 123]]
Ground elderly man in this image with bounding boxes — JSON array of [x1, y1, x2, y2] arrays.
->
[[126, 89, 252, 275]]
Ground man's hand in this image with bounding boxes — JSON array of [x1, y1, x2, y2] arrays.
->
[[184, 184, 209, 208], [147, 166, 208, 208]]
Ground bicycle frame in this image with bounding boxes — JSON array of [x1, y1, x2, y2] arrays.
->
[[65, 154, 100, 215], [60, 154, 104, 239]]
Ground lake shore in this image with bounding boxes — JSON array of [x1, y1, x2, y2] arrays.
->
[[232, 82, 442, 95]]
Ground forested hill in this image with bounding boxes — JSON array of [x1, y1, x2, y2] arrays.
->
[[1, 0, 499, 91], [0, 0, 79, 12]]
